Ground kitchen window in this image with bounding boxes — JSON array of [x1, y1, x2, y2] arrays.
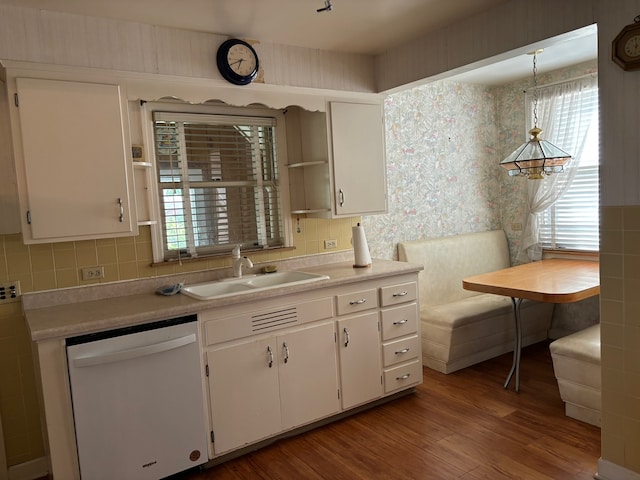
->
[[535, 76, 599, 252], [148, 105, 289, 262]]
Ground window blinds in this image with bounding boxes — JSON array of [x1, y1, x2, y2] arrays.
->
[[153, 112, 283, 259]]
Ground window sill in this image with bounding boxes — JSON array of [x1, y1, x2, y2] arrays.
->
[[152, 246, 296, 267], [542, 248, 599, 261]]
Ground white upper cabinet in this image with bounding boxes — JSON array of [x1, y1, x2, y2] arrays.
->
[[286, 101, 388, 218], [329, 102, 387, 217], [0, 80, 20, 234], [10, 77, 136, 243]]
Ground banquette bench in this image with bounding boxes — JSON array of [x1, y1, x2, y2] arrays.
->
[[398, 230, 554, 374], [549, 323, 601, 426]]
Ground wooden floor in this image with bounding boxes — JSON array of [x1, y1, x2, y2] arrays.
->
[[175, 342, 600, 480]]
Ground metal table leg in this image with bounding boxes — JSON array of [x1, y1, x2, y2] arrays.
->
[[504, 297, 523, 392]]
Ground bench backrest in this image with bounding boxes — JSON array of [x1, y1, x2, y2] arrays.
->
[[398, 230, 510, 307]]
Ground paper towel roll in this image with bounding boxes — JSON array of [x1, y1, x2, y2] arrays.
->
[[352, 223, 372, 268]]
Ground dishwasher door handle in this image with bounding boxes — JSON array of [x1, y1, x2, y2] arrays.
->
[[73, 334, 196, 368]]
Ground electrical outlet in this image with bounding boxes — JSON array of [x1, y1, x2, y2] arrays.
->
[[324, 239, 337, 249], [0, 280, 21, 303], [81, 266, 105, 281]]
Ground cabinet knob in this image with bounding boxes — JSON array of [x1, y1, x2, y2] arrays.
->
[[395, 348, 410, 355], [282, 342, 290, 364], [343, 327, 350, 347], [396, 373, 411, 381], [392, 291, 408, 297], [338, 189, 345, 207], [393, 318, 408, 325]]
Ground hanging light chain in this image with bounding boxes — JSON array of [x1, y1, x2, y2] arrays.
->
[[531, 50, 539, 128]]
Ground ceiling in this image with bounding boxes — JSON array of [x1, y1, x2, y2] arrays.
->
[[0, 0, 598, 85]]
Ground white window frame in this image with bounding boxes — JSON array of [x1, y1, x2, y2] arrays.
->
[[142, 101, 292, 264]]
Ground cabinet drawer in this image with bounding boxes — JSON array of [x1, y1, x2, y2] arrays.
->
[[383, 359, 422, 393], [382, 335, 420, 367], [380, 303, 418, 341], [380, 281, 417, 307], [335, 288, 377, 315]]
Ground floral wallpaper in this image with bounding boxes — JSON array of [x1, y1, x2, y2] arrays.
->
[[362, 81, 502, 261], [363, 59, 598, 265], [362, 59, 598, 337]]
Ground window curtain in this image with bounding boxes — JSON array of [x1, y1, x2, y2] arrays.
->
[[516, 75, 598, 263]]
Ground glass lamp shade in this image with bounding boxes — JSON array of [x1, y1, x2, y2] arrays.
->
[[500, 127, 571, 180]]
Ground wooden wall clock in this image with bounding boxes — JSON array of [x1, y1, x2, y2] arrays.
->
[[612, 17, 640, 71]]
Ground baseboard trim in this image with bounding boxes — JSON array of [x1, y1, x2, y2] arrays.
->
[[596, 458, 640, 480], [7, 457, 48, 480]]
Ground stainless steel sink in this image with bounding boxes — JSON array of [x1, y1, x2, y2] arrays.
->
[[181, 271, 329, 300]]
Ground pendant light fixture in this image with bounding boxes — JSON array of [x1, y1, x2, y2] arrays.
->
[[500, 49, 571, 180]]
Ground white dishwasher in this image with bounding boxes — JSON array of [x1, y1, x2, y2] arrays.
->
[[66, 314, 208, 480]]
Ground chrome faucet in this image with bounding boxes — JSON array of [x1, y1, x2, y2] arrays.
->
[[232, 245, 253, 278]]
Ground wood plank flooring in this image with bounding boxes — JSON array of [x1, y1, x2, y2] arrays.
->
[[175, 342, 600, 480]]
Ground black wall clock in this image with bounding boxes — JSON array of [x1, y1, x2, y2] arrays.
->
[[612, 17, 640, 71], [216, 38, 260, 85]]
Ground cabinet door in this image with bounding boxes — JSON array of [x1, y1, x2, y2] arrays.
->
[[278, 321, 339, 430], [329, 102, 387, 216], [0, 80, 20, 234], [207, 337, 281, 455], [337, 311, 383, 409], [14, 78, 136, 242]]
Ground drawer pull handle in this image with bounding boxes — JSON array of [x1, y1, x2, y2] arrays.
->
[[393, 319, 408, 325], [343, 327, 350, 347], [349, 298, 367, 305], [283, 342, 290, 364], [395, 348, 410, 355], [393, 291, 408, 297], [396, 373, 411, 381], [267, 345, 274, 368]]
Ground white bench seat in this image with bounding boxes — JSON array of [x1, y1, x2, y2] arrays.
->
[[399, 230, 554, 374], [549, 323, 601, 427]]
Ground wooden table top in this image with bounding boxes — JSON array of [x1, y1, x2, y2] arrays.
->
[[462, 258, 600, 303]]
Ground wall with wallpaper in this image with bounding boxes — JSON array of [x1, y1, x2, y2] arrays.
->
[[363, 59, 598, 265], [362, 59, 600, 339]]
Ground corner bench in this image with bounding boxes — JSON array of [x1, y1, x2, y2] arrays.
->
[[549, 323, 601, 426], [398, 230, 554, 374]]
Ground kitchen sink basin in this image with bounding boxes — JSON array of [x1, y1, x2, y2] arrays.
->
[[181, 270, 329, 300], [242, 271, 328, 288]]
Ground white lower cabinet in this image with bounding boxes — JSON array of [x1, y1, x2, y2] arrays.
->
[[203, 272, 422, 460], [337, 311, 383, 409], [207, 320, 339, 455], [206, 336, 281, 455]]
